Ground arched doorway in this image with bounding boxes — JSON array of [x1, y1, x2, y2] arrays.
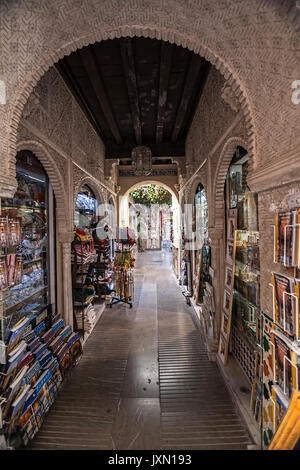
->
[[128, 184, 173, 251]]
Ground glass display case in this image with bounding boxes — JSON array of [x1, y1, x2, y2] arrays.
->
[[0, 151, 56, 342], [232, 229, 260, 347], [193, 183, 208, 249], [225, 146, 260, 379], [197, 242, 212, 304]]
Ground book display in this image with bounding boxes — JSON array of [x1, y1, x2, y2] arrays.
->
[[253, 206, 300, 448], [0, 312, 82, 448], [266, 210, 300, 430], [0, 154, 55, 345], [0, 152, 57, 390]]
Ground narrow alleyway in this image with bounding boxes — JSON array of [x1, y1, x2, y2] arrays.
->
[[29, 250, 252, 450]]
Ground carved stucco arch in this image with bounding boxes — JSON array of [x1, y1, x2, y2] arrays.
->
[[212, 136, 249, 228], [74, 176, 107, 211], [186, 174, 208, 206], [6, 24, 256, 193], [16, 140, 70, 234]]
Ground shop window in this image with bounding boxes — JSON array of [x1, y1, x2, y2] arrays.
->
[[0, 150, 56, 341], [193, 183, 208, 247], [225, 146, 260, 379], [74, 185, 98, 230]]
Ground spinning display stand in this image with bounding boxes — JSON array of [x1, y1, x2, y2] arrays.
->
[[109, 229, 135, 309]]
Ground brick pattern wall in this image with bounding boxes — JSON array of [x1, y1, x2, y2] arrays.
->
[[185, 67, 237, 172], [16, 67, 115, 233], [0, 0, 299, 194]]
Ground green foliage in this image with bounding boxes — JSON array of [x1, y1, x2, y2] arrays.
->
[[129, 184, 172, 206]]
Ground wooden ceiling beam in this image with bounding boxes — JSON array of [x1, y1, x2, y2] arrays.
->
[[171, 55, 204, 142], [156, 41, 174, 144], [105, 141, 185, 159], [119, 38, 142, 145], [55, 60, 106, 142], [79, 46, 122, 144]]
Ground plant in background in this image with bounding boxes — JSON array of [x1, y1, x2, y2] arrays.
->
[[129, 184, 172, 207]]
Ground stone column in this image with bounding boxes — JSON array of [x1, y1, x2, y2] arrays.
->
[[58, 231, 74, 328], [207, 225, 225, 361]]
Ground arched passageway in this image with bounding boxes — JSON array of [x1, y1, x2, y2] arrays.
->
[[0, 0, 299, 453]]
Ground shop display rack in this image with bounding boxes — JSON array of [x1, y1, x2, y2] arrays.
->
[[109, 228, 135, 309], [71, 232, 97, 336]]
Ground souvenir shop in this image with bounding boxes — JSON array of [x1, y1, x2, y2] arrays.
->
[[72, 185, 135, 337], [0, 150, 83, 449]]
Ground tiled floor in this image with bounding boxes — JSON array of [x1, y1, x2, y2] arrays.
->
[[29, 250, 252, 450]]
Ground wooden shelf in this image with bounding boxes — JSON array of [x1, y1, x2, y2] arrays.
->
[[4, 285, 48, 315]]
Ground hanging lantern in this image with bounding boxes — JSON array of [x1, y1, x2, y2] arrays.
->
[[131, 145, 152, 176]]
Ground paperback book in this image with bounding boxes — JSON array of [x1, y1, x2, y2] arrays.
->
[[7, 384, 31, 436]]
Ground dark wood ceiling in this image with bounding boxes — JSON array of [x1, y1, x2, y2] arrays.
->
[[56, 37, 210, 160]]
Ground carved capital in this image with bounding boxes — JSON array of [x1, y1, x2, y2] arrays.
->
[[0, 176, 18, 199], [171, 157, 186, 179], [22, 91, 40, 119], [58, 231, 74, 244], [104, 159, 119, 180], [208, 226, 224, 241]]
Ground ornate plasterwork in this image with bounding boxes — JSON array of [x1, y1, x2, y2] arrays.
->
[[221, 82, 240, 113], [212, 136, 249, 227]]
